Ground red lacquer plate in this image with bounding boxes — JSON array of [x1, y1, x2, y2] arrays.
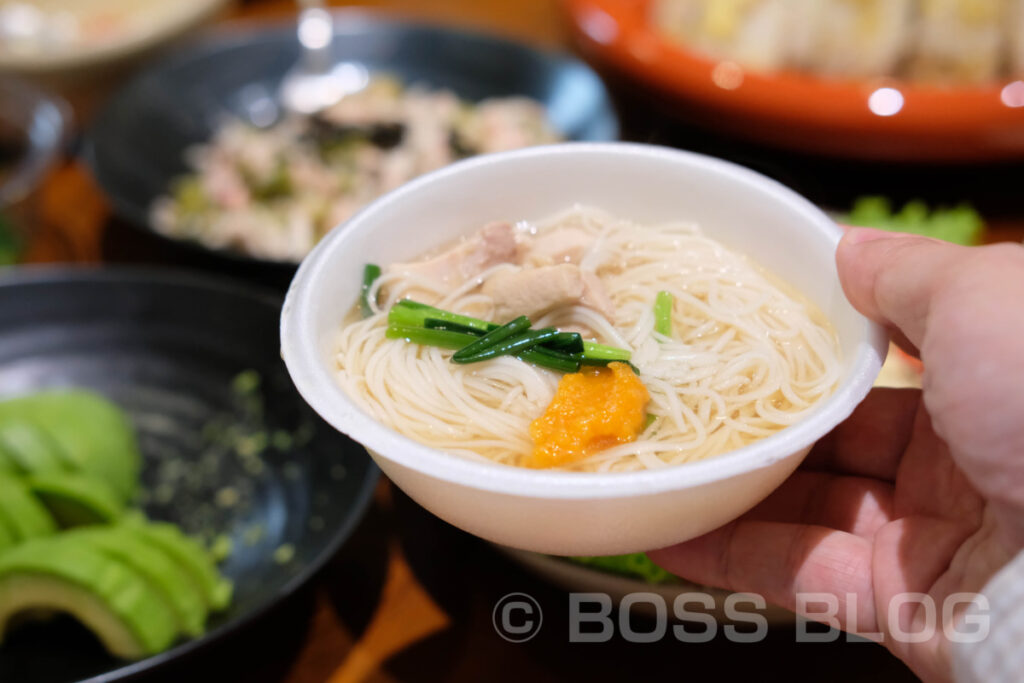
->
[[564, 0, 1024, 161]]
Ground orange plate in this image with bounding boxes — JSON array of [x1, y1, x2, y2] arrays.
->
[[563, 0, 1024, 161]]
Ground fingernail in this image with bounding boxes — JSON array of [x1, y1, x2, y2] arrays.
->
[[844, 227, 899, 246]]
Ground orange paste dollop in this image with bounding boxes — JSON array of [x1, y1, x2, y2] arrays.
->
[[527, 362, 650, 468]]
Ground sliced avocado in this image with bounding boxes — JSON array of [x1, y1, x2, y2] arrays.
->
[[0, 391, 141, 502], [0, 475, 56, 541], [0, 517, 14, 553], [0, 422, 64, 474], [123, 521, 232, 611], [0, 444, 17, 473], [25, 472, 124, 528], [0, 537, 178, 659], [68, 527, 208, 638]]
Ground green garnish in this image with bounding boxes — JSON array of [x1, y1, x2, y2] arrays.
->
[[172, 177, 210, 216], [423, 319, 487, 336], [246, 160, 292, 201], [388, 299, 628, 361], [578, 342, 631, 362], [453, 328, 561, 364], [654, 290, 673, 337], [544, 332, 585, 354], [518, 347, 581, 374], [361, 264, 382, 318], [568, 553, 678, 585], [0, 211, 22, 266], [841, 196, 984, 246], [385, 324, 476, 350], [643, 413, 657, 429], [388, 300, 492, 333], [231, 369, 261, 396], [452, 316, 531, 361]]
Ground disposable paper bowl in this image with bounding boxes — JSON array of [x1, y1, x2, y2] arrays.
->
[[281, 143, 886, 555]]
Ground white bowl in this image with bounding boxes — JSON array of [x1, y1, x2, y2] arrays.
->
[[281, 143, 886, 556]]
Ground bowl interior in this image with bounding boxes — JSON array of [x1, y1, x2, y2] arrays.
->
[[283, 143, 885, 497], [0, 268, 377, 682], [85, 14, 619, 234]]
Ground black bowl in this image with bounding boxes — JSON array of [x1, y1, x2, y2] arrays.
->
[[83, 13, 620, 280], [0, 267, 378, 682]]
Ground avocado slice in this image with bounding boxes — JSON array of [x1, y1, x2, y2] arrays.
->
[[0, 442, 18, 473], [25, 472, 124, 528], [123, 521, 232, 611], [0, 537, 178, 659], [68, 527, 208, 638], [0, 475, 56, 541], [0, 391, 141, 502], [0, 517, 14, 553], [0, 421, 64, 475]]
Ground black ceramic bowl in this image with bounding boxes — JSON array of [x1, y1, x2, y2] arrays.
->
[[83, 13, 620, 280], [0, 267, 378, 682]]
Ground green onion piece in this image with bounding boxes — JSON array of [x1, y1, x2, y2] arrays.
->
[[452, 316, 531, 361], [544, 332, 584, 354], [424, 319, 487, 337], [390, 301, 629, 358], [453, 328, 561, 364], [389, 300, 494, 332], [581, 341, 631, 361], [518, 347, 581, 373], [643, 413, 657, 430], [385, 324, 478, 350], [361, 264, 382, 318], [654, 290, 673, 337]]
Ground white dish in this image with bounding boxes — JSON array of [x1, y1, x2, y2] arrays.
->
[[0, 0, 228, 74], [280, 142, 886, 555]]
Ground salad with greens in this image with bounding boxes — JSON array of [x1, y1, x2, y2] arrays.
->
[[841, 196, 984, 246]]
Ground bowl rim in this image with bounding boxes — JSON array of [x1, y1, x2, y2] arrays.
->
[[0, 0, 231, 73], [281, 142, 887, 500]]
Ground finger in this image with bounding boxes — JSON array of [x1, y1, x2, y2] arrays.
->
[[836, 229, 970, 349], [806, 387, 922, 481], [747, 470, 893, 538], [649, 522, 879, 634]]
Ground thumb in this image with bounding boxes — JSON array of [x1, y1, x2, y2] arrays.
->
[[835, 228, 970, 350]]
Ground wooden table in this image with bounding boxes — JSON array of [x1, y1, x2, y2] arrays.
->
[[25, 2, 1024, 681]]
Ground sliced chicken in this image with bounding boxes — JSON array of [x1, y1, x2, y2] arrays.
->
[[523, 227, 594, 266], [387, 221, 517, 287], [483, 263, 616, 321]]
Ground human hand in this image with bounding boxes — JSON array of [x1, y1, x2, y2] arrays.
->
[[649, 229, 1024, 682]]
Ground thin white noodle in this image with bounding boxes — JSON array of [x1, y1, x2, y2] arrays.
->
[[334, 206, 841, 472]]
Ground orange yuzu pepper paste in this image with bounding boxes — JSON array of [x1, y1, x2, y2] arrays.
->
[[527, 361, 650, 468]]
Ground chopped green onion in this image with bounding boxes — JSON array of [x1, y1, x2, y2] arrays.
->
[[544, 332, 585, 354], [654, 291, 673, 337], [453, 328, 562, 364], [518, 347, 581, 373], [453, 316, 531, 361], [386, 324, 477, 349], [361, 264, 382, 318], [643, 413, 657, 429], [581, 342, 631, 361], [424, 319, 486, 336], [385, 300, 631, 371], [390, 300, 494, 332]]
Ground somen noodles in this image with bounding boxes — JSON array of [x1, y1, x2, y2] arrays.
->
[[334, 206, 841, 473]]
